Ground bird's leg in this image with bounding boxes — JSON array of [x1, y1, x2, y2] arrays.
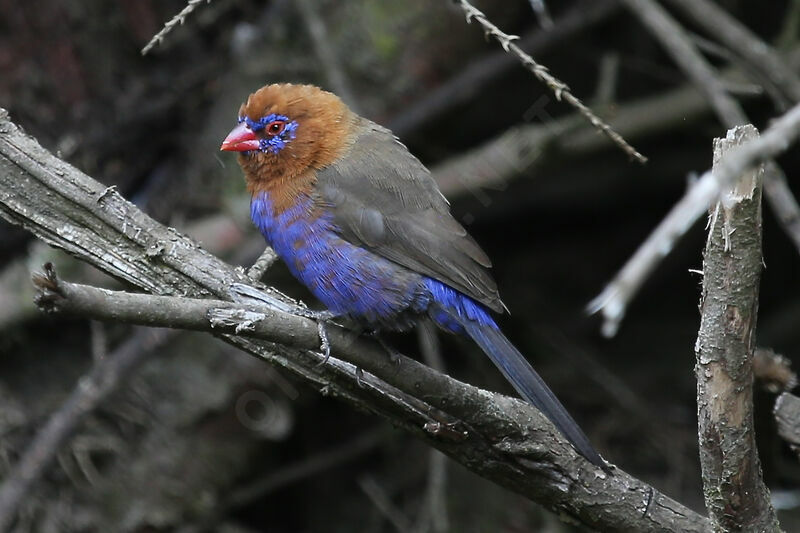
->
[[291, 308, 338, 366], [366, 331, 402, 365], [228, 283, 339, 363]]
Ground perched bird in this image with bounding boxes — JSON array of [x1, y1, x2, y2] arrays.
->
[[221, 83, 604, 468]]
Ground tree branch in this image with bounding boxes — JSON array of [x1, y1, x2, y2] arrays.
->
[[695, 125, 780, 532], [0, 109, 709, 531], [450, 0, 647, 163], [664, 0, 800, 105], [592, 0, 800, 338], [589, 101, 800, 336], [0, 327, 178, 532], [775, 392, 800, 461]]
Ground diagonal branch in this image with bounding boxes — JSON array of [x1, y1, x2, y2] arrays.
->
[[589, 101, 800, 335], [0, 109, 708, 532], [0, 327, 178, 532], [664, 0, 800, 105], [451, 0, 647, 163]]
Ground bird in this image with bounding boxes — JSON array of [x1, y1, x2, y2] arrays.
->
[[221, 83, 605, 468]]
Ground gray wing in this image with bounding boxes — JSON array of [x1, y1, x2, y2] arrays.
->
[[315, 120, 505, 313]]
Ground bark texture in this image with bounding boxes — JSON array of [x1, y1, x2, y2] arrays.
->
[[695, 124, 780, 532]]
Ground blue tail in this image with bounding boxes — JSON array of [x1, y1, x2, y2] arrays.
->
[[424, 279, 604, 468]]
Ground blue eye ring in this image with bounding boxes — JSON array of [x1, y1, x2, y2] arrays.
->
[[237, 114, 298, 154]]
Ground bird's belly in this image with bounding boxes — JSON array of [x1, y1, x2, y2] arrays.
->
[[251, 193, 429, 329]]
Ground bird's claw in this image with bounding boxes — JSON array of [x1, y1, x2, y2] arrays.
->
[[355, 367, 365, 388], [315, 320, 331, 366], [293, 308, 337, 365], [228, 284, 337, 364]]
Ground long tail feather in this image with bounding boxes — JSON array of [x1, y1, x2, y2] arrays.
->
[[463, 321, 605, 468]]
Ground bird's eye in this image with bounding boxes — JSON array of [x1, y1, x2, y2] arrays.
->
[[265, 120, 286, 136]]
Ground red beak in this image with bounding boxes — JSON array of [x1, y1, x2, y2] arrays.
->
[[220, 122, 260, 152]]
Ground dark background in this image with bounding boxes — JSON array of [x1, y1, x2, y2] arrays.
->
[[1, 0, 799, 531]]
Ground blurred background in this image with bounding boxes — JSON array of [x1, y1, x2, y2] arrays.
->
[[1, 0, 800, 531]]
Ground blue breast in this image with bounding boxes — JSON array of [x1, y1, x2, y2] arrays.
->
[[251, 191, 431, 329]]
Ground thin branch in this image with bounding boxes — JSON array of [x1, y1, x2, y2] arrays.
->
[[246, 246, 278, 281], [359, 476, 414, 533], [295, 0, 359, 111], [141, 0, 212, 56], [432, 44, 800, 200], [775, 393, 800, 460], [527, 0, 553, 29], [0, 327, 177, 532], [589, 101, 800, 335], [762, 162, 800, 256], [589, 0, 800, 336], [389, 0, 620, 137], [0, 109, 710, 532], [694, 125, 779, 532], [619, 0, 747, 127], [451, 0, 647, 163], [416, 323, 449, 533], [180, 429, 384, 533], [664, 0, 800, 104]]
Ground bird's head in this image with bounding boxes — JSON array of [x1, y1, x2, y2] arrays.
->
[[221, 83, 356, 192]]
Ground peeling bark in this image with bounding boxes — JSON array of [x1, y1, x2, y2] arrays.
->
[[695, 125, 781, 532]]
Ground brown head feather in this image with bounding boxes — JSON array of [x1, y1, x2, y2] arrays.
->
[[236, 84, 358, 208]]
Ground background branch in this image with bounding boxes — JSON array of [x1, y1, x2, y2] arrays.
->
[[589, 102, 800, 336], [451, 0, 647, 163], [0, 327, 177, 532]]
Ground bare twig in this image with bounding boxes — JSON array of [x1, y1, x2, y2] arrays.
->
[[141, 0, 212, 56], [359, 476, 414, 533], [527, 0, 553, 29], [589, 101, 800, 335], [389, 0, 620, 137], [762, 162, 800, 255], [416, 323, 449, 533], [665, 0, 800, 104], [619, 0, 747, 127], [432, 44, 800, 201], [753, 347, 798, 394], [592, 0, 800, 335], [295, 0, 359, 111], [0, 109, 711, 532], [0, 325, 177, 532], [775, 392, 800, 460], [181, 429, 384, 533], [451, 0, 647, 163], [246, 247, 278, 281], [694, 125, 779, 532]]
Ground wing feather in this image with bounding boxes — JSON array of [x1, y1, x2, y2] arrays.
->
[[316, 120, 504, 313]]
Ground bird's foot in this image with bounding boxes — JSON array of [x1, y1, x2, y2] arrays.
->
[[292, 308, 338, 366], [228, 283, 338, 364], [366, 331, 402, 366], [355, 367, 365, 388]]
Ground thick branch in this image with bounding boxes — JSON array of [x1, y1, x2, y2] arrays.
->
[[695, 125, 779, 532], [0, 110, 710, 531]]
